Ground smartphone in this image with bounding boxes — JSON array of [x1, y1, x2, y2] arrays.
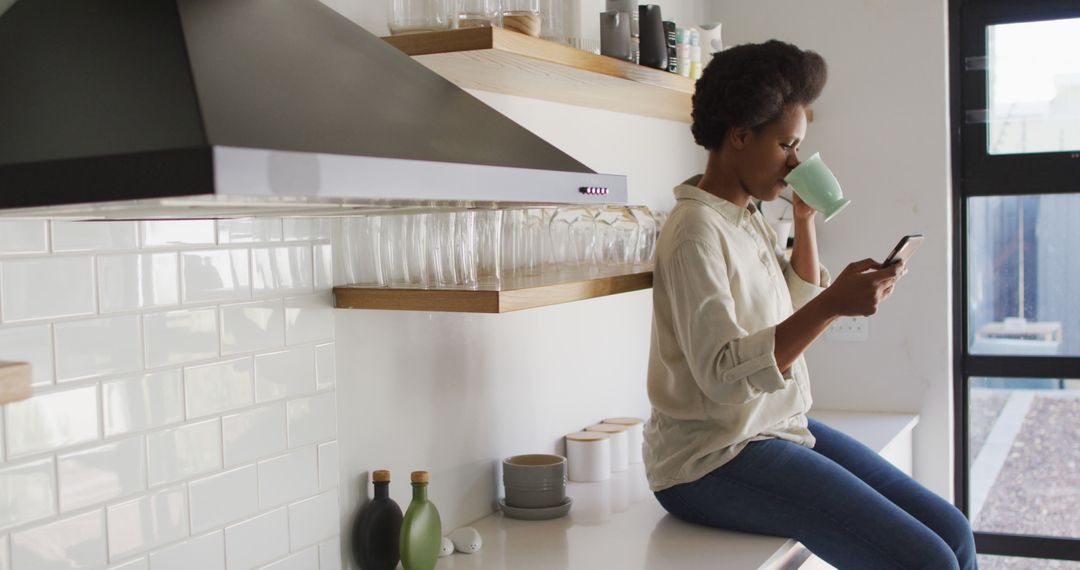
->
[[883, 234, 924, 267]]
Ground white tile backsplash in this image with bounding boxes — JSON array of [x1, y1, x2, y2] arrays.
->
[[255, 346, 316, 403], [58, 437, 146, 512], [0, 221, 48, 255], [146, 420, 222, 487], [288, 489, 338, 551], [147, 530, 224, 570], [0, 324, 53, 386], [102, 370, 184, 438], [318, 538, 342, 570], [54, 315, 142, 381], [219, 299, 285, 356], [181, 249, 251, 304], [1, 257, 95, 322], [4, 386, 98, 458], [184, 357, 254, 419], [257, 447, 317, 509], [51, 221, 138, 252], [287, 392, 336, 448], [222, 404, 287, 468], [144, 308, 219, 368], [0, 217, 339, 570], [97, 253, 179, 313], [106, 485, 189, 561], [0, 459, 56, 530], [260, 547, 317, 570], [223, 508, 289, 570], [10, 510, 106, 570]]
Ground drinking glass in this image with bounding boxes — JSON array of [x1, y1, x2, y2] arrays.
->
[[342, 216, 385, 286], [388, 0, 449, 34], [549, 206, 598, 269], [476, 209, 503, 288], [501, 208, 526, 280], [427, 212, 458, 287], [595, 206, 639, 267], [502, 0, 540, 36], [455, 210, 479, 289], [406, 213, 431, 287], [539, 0, 565, 43], [456, 0, 500, 28], [629, 206, 657, 263], [379, 214, 412, 287]]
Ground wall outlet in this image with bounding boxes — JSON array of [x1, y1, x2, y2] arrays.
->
[[825, 316, 869, 342]]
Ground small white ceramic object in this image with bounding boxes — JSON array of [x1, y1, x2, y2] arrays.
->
[[602, 417, 645, 464], [439, 536, 454, 557], [585, 423, 629, 472], [449, 527, 482, 554], [565, 431, 611, 482]]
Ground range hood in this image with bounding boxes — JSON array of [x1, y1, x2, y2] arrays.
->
[[0, 0, 626, 219]]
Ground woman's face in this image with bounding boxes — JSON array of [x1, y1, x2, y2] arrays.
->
[[732, 104, 808, 202]]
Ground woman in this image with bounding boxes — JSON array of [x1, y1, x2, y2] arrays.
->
[[643, 40, 977, 569]]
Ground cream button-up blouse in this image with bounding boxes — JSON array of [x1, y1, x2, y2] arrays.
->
[[644, 183, 831, 492]]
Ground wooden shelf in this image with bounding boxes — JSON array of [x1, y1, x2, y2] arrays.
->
[[383, 27, 694, 122], [334, 266, 653, 313], [1, 361, 32, 405]]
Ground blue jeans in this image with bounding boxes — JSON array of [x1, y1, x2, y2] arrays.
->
[[654, 418, 977, 569]]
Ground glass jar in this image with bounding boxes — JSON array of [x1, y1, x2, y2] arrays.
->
[[538, 0, 565, 43], [501, 0, 540, 37], [455, 0, 500, 28], [388, 0, 449, 35]]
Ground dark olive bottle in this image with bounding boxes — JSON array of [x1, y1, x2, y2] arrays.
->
[[351, 470, 403, 570]]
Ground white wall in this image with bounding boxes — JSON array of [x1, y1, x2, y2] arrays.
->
[[709, 1, 955, 498]]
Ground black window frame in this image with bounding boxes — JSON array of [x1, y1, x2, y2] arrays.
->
[[951, 0, 1080, 562]]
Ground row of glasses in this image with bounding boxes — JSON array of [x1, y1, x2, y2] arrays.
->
[[339, 205, 659, 290]]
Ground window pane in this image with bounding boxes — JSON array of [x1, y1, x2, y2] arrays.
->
[[987, 17, 1080, 155], [969, 378, 1080, 539], [978, 554, 1080, 569], [968, 195, 1080, 356]]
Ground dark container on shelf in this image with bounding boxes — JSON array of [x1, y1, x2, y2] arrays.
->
[[638, 5, 667, 70], [351, 470, 404, 570]]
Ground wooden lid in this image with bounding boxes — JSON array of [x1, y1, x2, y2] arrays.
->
[[411, 471, 429, 484], [372, 470, 390, 483], [566, 431, 610, 442], [603, 417, 643, 426], [585, 423, 628, 433]]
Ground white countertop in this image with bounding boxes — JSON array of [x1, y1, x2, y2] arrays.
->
[[435, 411, 919, 570]]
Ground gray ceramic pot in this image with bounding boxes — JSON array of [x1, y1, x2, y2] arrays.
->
[[502, 454, 567, 509]]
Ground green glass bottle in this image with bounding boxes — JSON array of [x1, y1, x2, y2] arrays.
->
[[400, 471, 442, 570]]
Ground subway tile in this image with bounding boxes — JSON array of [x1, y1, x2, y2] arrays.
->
[[288, 489, 338, 551], [188, 466, 258, 534], [219, 299, 285, 355], [314, 243, 332, 290], [52, 221, 138, 252], [97, 253, 179, 313], [282, 219, 331, 242], [314, 343, 335, 391], [181, 249, 250, 304], [106, 485, 188, 561], [222, 404, 286, 468], [0, 221, 47, 255], [0, 324, 54, 386], [54, 315, 142, 382], [260, 547, 317, 570], [252, 246, 313, 296], [139, 220, 215, 248], [284, 294, 334, 345], [318, 537, 342, 570], [257, 447, 317, 509], [143, 308, 218, 368], [318, 442, 339, 492], [223, 508, 288, 570], [146, 420, 221, 487], [183, 357, 253, 419], [1, 534, 8, 570], [0, 257, 95, 322], [58, 437, 146, 512], [217, 218, 283, 244], [287, 392, 336, 448], [254, 346, 315, 403], [5, 386, 98, 458], [109, 557, 148, 570], [102, 370, 183, 438], [11, 510, 106, 570], [0, 459, 55, 531], [147, 530, 224, 570]]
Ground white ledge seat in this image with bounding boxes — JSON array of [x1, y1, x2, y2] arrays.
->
[[440, 410, 919, 570]]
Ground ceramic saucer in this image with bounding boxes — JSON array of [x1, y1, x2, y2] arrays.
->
[[499, 497, 573, 521]]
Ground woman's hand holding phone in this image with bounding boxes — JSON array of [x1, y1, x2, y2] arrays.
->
[[820, 258, 907, 317]]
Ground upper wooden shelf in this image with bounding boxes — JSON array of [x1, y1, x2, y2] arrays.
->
[[334, 265, 653, 313], [383, 27, 695, 122]]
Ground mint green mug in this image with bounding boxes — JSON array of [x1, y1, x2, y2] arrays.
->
[[783, 152, 851, 222]]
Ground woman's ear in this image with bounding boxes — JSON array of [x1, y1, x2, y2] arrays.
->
[[729, 126, 751, 150]]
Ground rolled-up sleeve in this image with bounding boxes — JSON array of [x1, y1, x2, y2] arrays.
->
[[665, 240, 789, 404], [782, 260, 831, 310]]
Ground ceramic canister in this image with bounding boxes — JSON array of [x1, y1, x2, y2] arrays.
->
[[565, 431, 611, 482], [584, 424, 629, 472], [602, 417, 644, 464]]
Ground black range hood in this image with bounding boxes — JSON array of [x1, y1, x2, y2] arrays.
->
[[0, 0, 625, 218]]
